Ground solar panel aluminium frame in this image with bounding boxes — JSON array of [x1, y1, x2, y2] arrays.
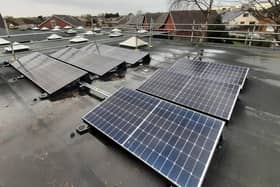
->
[[137, 69, 241, 121], [240, 67, 249, 89], [82, 88, 225, 187], [168, 59, 249, 89]]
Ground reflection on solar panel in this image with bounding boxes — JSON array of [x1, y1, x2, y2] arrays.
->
[[50, 47, 125, 76], [137, 70, 240, 120], [83, 88, 224, 187], [168, 58, 249, 88], [11, 52, 87, 95], [168, 58, 208, 77], [202, 63, 249, 88], [80, 44, 150, 65]]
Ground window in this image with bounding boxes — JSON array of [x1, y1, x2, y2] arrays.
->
[[249, 21, 256, 25], [240, 21, 245, 24], [50, 20, 56, 28], [243, 13, 249, 17]]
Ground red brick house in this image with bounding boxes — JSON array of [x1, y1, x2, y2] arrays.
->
[[39, 15, 83, 29], [143, 12, 169, 30], [163, 10, 218, 36]]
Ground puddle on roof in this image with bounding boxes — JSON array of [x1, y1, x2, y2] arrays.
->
[[237, 55, 280, 75], [259, 78, 280, 87], [151, 52, 174, 62], [204, 49, 227, 54], [167, 48, 189, 55], [245, 106, 280, 126]]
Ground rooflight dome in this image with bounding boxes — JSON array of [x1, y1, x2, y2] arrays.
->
[[47, 34, 63, 40], [64, 25, 72, 29], [119, 36, 148, 48], [4, 42, 30, 52], [69, 35, 88, 43], [40, 27, 49, 31], [112, 28, 121, 33]]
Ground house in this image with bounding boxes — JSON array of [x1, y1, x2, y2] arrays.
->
[[213, 2, 272, 12], [163, 10, 218, 36], [222, 10, 259, 25], [255, 16, 276, 32], [126, 15, 145, 27], [104, 16, 130, 27], [39, 15, 83, 29], [4, 17, 39, 30], [221, 10, 275, 32], [143, 12, 169, 30]]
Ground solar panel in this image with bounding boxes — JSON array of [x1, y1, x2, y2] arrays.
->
[[10, 52, 87, 95], [50, 47, 125, 76], [202, 63, 249, 89], [168, 58, 208, 77], [137, 70, 240, 120], [80, 44, 150, 65], [83, 88, 224, 187], [168, 58, 249, 88]]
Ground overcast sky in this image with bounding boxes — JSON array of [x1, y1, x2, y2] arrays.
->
[[1, 0, 170, 17]]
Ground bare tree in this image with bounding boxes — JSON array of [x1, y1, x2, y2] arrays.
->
[[249, 0, 280, 34], [170, 0, 214, 21], [169, 0, 215, 41]]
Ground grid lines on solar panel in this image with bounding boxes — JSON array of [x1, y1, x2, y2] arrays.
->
[[168, 59, 208, 77], [138, 70, 191, 101], [168, 58, 249, 87], [174, 76, 240, 120], [123, 101, 224, 187], [83, 88, 160, 144], [83, 88, 224, 187], [201, 63, 249, 87], [137, 70, 240, 120]]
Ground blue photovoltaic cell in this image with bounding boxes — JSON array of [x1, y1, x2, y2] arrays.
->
[[83, 88, 159, 144], [138, 70, 240, 120], [82, 88, 224, 187]]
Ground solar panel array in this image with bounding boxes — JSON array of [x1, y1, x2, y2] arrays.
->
[[137, 70, 240, 120], [50, 47, 125, 76], [168, 58, 249, 88], [83, 88, 225, 187], [80, 44, 150, 65], [11, 52, 87, 95]]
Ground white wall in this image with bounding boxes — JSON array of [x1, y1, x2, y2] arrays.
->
[[230, 12, 259, 25]]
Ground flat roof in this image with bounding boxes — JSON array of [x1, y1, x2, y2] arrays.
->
[[0, 39, 280, 187]]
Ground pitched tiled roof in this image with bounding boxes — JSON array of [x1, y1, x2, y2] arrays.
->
[[54, 15, 83, 27], [221, 10, 244, 23], [170, 10, 218, 29], [145, 12, 169, 29], [126, 15, 145, 25]]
